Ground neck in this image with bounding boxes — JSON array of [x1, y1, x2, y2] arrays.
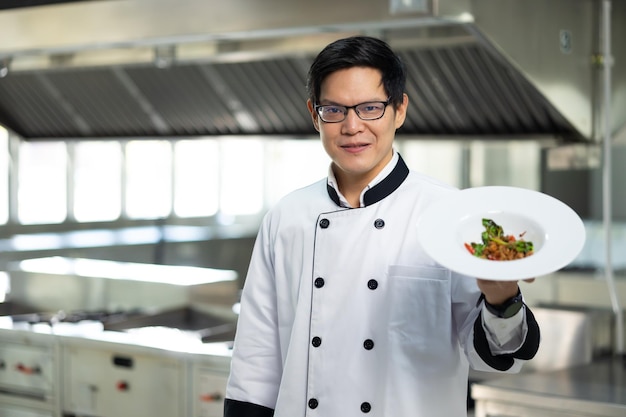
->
[[332, 168, 377, 208], [326, 153, 409, 208]]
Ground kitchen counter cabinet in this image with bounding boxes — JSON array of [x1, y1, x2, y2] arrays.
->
[[472, 358, 626, 417], [62, 340, 188, 417], [0, 329, 61, 417], [190, 355, 231, 417]]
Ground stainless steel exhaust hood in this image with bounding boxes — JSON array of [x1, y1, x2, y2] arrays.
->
[[0, 0, 622, 142]]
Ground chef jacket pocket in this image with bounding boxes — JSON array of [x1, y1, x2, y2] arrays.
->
[[386, 265, 458, 374]]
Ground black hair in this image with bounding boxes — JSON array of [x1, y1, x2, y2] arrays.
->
[[306, 36, 406, 108]]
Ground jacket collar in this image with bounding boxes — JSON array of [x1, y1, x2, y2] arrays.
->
[[326, 153, 410, 207]]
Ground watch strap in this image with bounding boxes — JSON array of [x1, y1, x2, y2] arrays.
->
[[478, 289, 524, 318]]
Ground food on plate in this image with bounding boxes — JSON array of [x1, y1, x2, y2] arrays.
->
[[465, 218, 534, 261]]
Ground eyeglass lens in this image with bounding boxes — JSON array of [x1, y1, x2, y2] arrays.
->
[[316, 101, 388, 122]]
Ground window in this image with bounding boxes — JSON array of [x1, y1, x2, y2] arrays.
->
[[73, 141, 122, 222], [219, 138, 264, 216], [7, 137, 332, 225], [399, 140, 540, 191], [18, 141, 67, 224], [6, 136, 544, 228], [125, 140, 173, 219], [174, 139, 219, 217], [400, 141, 463, 188], [265, 139, 328, 206], [469, 141, 540, 190]]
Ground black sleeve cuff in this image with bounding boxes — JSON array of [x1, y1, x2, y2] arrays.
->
[[473, 305, 541, 371], [224, 398, 275, 417]]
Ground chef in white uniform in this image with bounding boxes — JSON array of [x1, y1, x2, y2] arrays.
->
[[224, 36, 540, 417]]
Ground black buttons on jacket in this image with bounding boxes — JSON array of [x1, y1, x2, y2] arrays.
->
[[363, 339, 374, 350], [312, 336, 322, 347], [367, 279, 378, 290], [321, 217, 385, 229], [314, 277, 325, 288], [361, 402, 372, 413], [308, 398, 319, 409]]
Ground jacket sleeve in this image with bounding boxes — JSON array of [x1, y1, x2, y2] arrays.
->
[[452, 274, 540, 373], [472, 304, 541, 371], [224, 398, 274, 417], [224, 217, 281, 415]]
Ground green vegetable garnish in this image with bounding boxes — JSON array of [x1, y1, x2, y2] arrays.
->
[[466, 218, 534, 260]]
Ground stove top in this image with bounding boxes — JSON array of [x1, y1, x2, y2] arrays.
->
[[1, 304, 236, 344], [9, 308, 143, 326]]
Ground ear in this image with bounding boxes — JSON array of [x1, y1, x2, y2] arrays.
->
[[394, 93, 409, 129], [307, 99, 321, 132]]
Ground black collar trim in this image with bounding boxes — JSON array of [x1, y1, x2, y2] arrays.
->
[[326, 183, 341, 206], [326, 154, 410, 207]]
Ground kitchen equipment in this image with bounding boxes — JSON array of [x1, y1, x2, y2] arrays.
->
[[190, 352, 232, 417], [7, 257, 238, 314], [0, 257, 239, 417], [62, 337, 188, 417], [472, 357, 626, 417], [0, 328, 61, 417], [103, 306, 237, 344]]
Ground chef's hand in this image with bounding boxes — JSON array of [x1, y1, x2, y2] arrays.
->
[[476, 278, 535, 305]]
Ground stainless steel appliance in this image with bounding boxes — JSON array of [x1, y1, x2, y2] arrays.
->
[[472, 357, 626, 417]]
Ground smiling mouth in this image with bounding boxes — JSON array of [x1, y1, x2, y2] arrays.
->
[[341, 143, 369, 150]]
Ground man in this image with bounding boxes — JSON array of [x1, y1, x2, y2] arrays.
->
[[224, 35, 540, 417]]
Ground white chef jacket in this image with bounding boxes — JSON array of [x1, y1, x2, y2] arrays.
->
[[225, 152, 537, 417]]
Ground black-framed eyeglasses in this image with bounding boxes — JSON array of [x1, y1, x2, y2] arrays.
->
[[314, 99, 391, 123]]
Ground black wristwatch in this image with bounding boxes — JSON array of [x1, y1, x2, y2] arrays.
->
[[479, 289, 524, 319]]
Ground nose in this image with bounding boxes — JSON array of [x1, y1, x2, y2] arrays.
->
[[341, 107, 364, 134]]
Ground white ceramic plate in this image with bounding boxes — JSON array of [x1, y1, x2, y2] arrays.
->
[[416, 186, 586, 280]]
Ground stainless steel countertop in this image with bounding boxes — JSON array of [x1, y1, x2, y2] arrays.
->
[[472, 357, 626, 416]]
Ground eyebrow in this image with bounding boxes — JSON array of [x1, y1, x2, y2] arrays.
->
[[317, 98, 387, 106]]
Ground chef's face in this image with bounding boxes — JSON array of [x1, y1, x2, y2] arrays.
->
[[307, 66, 408, 187]]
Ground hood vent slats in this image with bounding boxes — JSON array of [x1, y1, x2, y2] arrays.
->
[[0, 43, 580, 141]]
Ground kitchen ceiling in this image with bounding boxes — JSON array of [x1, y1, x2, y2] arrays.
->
[[0, 0, 623, 142]]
